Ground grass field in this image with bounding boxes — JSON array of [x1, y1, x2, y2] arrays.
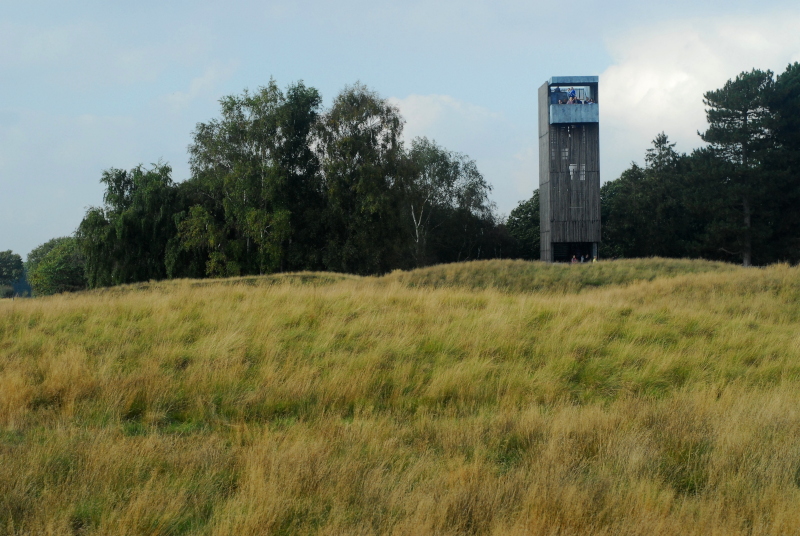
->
[[1, 258, 800, 535]]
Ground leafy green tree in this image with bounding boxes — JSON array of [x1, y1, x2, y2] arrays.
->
[[175, 205, 233, 278], [405, 137, 495, 266], [506, 190, 539, 260], [426, 198, 502, 263], [26, 238, 67, 275], [184, 80, 324, 276], [27, 237, 87, 295], [77, 162, 177, 287], [317, 83, 407, 274], [0, 250, 24, 297], [26, 237, 75, 296], [0, 250, 23, 286], [699, 69, 775, 266]]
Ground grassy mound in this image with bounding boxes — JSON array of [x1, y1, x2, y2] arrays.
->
[[382, 257, 740, 293], [1, 259, 800, 534], [85, 271, 360, 297]]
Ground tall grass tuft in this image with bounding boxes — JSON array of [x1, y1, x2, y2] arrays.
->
[[1, 259, 799, 534]]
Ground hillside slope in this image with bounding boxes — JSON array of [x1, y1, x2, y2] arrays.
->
[[84, 257, 741, 297], [381, 257, 739, 293], [1, 259, 799, 535]]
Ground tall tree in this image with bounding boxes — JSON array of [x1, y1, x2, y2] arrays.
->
[[699, 69, 775, 266], [26, 238, 68, 276], [27, 237, 87, 296], [184, 80, 324, 276], [77, 162, 177, 287], [764, 63, 800, 263], [0, 250, 23, 288], [316, 83, 407, 274], [405, 137, 495, 266]]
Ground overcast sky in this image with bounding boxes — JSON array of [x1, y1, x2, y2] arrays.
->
[[2, 0, 799, 258]]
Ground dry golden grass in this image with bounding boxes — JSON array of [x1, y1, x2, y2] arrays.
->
[[1, 259, 800, 535]]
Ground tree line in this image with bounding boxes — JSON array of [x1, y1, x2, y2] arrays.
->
[[11, 81, 519, 296], [600, 65, 800, 266], [5, 64, 799, 296]]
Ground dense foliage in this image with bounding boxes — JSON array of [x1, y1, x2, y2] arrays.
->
[[505, 190, 539, 260], [0, 250, 23, 287], [26, 237, 87, 296], [70, 81, 505, 287], [0, 250, 24, 298], [77, 163, 179, 287]]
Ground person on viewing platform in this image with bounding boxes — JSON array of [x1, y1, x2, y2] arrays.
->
[[567, 96, 576, 104], [568, 87, 576, 99]]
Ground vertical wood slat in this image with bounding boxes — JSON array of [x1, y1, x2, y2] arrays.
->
[[546, 122, 601, 243]]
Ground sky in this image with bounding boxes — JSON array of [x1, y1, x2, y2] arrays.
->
[[2, 0, 800, 259]]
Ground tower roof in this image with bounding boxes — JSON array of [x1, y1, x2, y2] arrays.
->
[[548, 76, 598, 85]]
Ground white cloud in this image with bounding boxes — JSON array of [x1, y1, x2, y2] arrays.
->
[[600, 14, 800, 179]]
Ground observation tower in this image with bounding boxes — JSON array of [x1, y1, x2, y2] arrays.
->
[[538, 76, 600, 262]]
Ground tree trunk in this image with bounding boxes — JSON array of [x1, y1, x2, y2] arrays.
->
[[742, 196, 752, 267]]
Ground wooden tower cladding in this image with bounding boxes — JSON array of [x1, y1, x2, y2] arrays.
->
[[538, 76, 601, 262]]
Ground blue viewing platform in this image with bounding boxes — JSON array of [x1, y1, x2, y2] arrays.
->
[[549, 103, 599, 124]]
